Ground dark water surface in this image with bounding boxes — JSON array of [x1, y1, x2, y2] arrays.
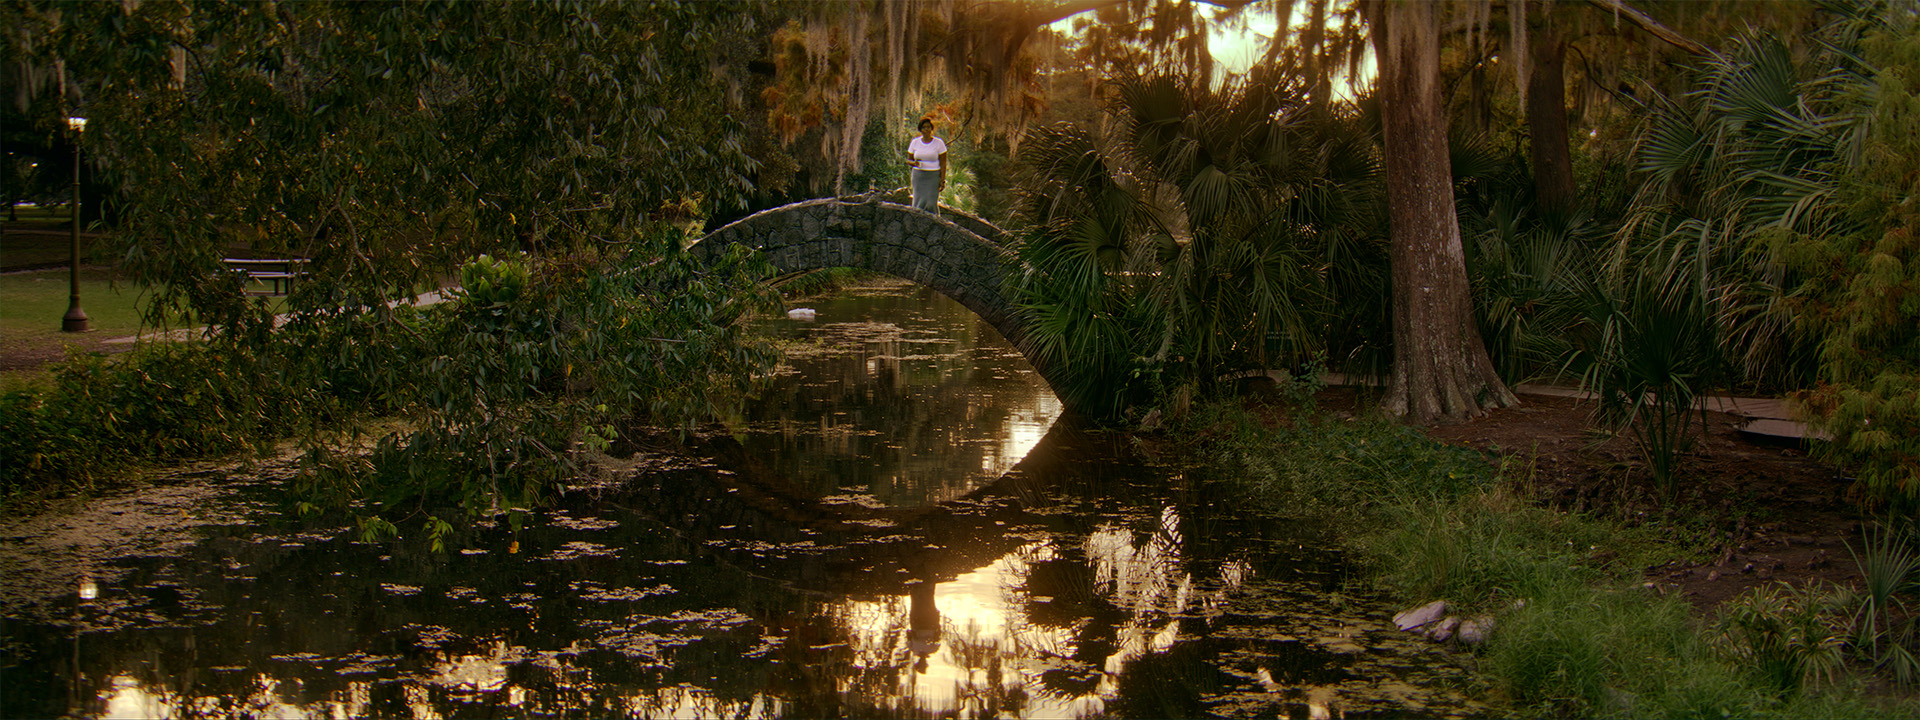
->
[[1, 279, 1483, 719]]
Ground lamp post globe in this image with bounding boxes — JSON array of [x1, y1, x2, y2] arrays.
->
[[61, 116, 88, 333]]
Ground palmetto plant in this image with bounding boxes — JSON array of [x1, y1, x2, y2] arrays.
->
[[1010, 66, 1386, 415], [1619, 26, 1874, 391], [1010, 120, 1164, 414], [1565, 256, 1726, 499], [1453, 134, 1611, 385], [1712, 582, 1852, 694], [1847, 522, 1920, 685], [1615, 5, 1920, 511]]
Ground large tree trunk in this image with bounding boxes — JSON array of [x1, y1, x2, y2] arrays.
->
[[1526, 24, 1576, 214], [1363, 0, 1516, 423]]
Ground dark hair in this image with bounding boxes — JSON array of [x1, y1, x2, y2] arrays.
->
[[917, 117, 934, 131]]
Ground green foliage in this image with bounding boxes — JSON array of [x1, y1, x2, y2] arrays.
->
[[298, 230, 779, 519], [1785, 14, 1920, 511], [3, 1, 796, 525], [1712, 583, 1852, 694], [14, 0, 778, 328], [1846, 522, 1920, 682], [1707, 524, 1920, 700], [1620, 21, 1876, 391], [1601, 2, 1920, 511], [1010, 67, 1386, 417], [0, 308, 410, 499], [457, 254, 532, 308], [1452, 137, 1611, 385], [1567, 264, 1727, 499], [1367, 488, 1656, 606], [1197, 399, 1920, 718], [774, 267, 875, 299], [0, 342, 298, 495], [2, 227, 779, 526], [1206, 404, 1678, 605]]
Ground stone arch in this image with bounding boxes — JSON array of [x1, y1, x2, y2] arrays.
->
[[688, 196, 1062, 398]]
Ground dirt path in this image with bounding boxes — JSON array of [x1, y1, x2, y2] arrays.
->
[[0, 324, 131, 374]]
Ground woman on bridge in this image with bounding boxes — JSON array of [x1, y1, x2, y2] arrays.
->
[[905, 117, 947, 213]]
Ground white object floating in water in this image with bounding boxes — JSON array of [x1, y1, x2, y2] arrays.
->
[[786, 307, 817, 321]]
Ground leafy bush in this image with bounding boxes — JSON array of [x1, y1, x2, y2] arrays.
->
[[0, 341, 312, 497], [296, 231, 780, 519], [1846, 522, 1920, 684], [1712, 582, 1852, 695], [1008, 69, 1388, 418], [456, 253, 532, 307], [1617, 27, 1868, 392], [1780, 20, 1920, 511], [1466, 220, 1607, 384], [2, 228, 780, 526], [1609, 7, 1920, 510]]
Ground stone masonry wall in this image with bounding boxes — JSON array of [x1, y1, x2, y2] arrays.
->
[[690, 197, 1059, 395]]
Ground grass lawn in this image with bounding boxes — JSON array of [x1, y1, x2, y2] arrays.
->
[[1195, 399, 1920, 718], [0, 267, 156, 392], [1, 267, 150, 339], [0, 262, 304, 393], [2, 205, 101, 270]]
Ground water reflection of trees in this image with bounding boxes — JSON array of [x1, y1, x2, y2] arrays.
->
[[745, 281, 1063, 507], [813, 488, 1259, 719], [8, 434, 1292, 720], [4, 284, 1350, 720]]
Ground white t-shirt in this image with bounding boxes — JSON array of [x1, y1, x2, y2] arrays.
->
[[908, 136, 947, 171]]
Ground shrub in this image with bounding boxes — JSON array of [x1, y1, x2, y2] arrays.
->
[[1712, 583, 1852, 694], [0, 341, 310, 497], [294, 231, 780, 520], [1567, 265, 1725, 500], [2, 227, 779, 526]]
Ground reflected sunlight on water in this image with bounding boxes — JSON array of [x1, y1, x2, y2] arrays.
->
[[816, 498, 1256, 719], [3, 278, 1489, 719]]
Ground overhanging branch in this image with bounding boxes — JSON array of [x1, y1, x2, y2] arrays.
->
[[1584, 0, 1716, 57]]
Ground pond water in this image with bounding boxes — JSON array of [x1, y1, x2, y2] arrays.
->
[[0, 279, 1484, 719]]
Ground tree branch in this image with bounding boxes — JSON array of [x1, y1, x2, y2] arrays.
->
[[1034, 0, 1260, 27], [1583, 0, 1716, 57]]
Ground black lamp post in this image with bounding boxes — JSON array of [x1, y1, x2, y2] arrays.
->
[[61, 116, 88, 333]]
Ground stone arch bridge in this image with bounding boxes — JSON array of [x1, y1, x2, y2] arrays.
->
[[688, 196, 1064, 395]]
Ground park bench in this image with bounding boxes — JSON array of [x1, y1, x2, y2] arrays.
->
[[222, 257, 309, 296]]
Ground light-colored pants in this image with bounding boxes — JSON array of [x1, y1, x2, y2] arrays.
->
[[911, 168, 941, 212]]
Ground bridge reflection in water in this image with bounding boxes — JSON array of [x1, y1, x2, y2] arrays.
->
[[736, 278, 1064, 507], [5, 280, 1484, 720]]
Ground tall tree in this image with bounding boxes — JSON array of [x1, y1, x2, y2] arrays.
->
[[1363, 0, 1515, 421]]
